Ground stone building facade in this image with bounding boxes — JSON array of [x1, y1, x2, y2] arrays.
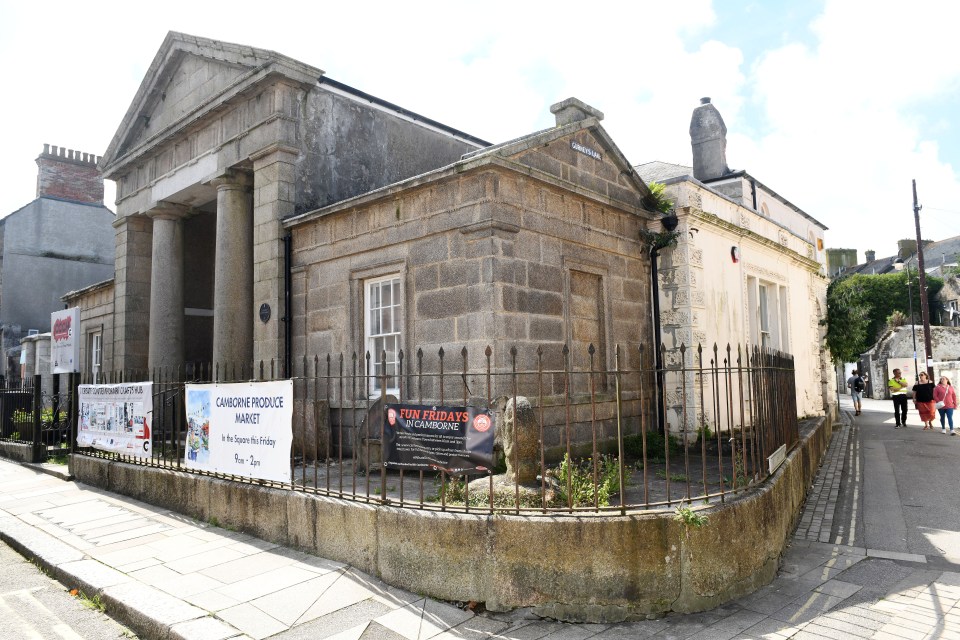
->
[[637, 99, 836, 425], [286, 100, 659, 450], [0, 146, 115, 383], [97, 32, 487, 373]]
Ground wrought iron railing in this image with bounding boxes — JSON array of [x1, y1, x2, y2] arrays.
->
[[59, 342, 798, 515]]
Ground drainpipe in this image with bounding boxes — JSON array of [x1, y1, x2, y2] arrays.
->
[[283, 233, 292, 378], [649, 212, 679, 435]]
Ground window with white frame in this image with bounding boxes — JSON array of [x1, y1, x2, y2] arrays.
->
[[749, 279, 789, 352], [90, 331, 102, 383], [758, 284, 772, 348], [365, 275, 402, 395]]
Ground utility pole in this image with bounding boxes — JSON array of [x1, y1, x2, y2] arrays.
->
[[913, 179, 935, 379]]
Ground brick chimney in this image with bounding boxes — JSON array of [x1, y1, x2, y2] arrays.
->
[[690, 97, 730, 181], [35, 144, 104, 205]]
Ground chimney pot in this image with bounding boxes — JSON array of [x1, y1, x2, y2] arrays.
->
[[700, 97, 711, 104]]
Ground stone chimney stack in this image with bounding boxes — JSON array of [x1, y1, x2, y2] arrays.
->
[[35, 144, 104, 205], [897, 239, 918, 260], [865, 250, 876, 262], [550, 97, 604, 126], [690, 97, 729, 181]]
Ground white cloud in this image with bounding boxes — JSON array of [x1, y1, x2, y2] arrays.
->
[[737, 0, 960, 256], [3, 0, 959, 261]]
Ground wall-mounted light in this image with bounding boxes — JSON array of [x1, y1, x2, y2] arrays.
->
[[731, 246, 741, 263]]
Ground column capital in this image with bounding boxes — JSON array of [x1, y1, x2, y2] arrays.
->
[[147, 201, 193, 221], [208, 169, 253, 192]]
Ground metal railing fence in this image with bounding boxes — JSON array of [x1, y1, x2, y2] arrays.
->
[[50, 342, 797, 514]]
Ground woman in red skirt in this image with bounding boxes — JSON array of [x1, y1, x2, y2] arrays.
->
[[913, 372, 937, 430]]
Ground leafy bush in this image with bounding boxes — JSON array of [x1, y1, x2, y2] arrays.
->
[[623, 430, 682, 461], [552, 454, 626, 508]]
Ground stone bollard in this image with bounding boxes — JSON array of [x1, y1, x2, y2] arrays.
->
[[502, 396, 540, 485]]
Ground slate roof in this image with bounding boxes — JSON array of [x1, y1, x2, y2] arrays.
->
[[835, 234, 960, 278], [634, 161, 693, 184]]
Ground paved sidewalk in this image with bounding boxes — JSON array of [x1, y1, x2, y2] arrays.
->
[[0, 398, 958, 639]]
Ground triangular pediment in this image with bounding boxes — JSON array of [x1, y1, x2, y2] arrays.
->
[[133, 53, 248, 149], [101, 31, 321, 175], [466, 119, 654, 212]]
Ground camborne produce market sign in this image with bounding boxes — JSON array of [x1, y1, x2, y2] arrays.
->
[[184, 380, 293, 483]]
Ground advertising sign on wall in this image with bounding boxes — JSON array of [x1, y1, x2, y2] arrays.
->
[[78, 383, 153, 458], [383, 403, 495, 475], [51, 307, 81, 374], [183, 380, 293, 483]]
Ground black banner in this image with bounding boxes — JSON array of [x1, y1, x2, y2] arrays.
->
[[383, 404, 495, 475]]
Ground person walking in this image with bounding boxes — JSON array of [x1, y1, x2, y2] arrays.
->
[[847, 369, 865, 415], [913, 371, 937, 430], [888, 368, 910, 428], [934, 375, 957, 435]]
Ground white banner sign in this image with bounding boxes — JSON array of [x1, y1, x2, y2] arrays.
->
[[183, 380, 293, 483], [51, 307, 81, 374], [78, 383, 153, 458]]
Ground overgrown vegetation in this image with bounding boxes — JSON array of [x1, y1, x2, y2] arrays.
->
[[552, 454, 625, 507], [826, 271, 943, 363], [435, 453, 627, 509], [644, 182, 674, 214], [623, 430, 683, 462], [674, 505, 709, 531], [12, 408, 67, 425]]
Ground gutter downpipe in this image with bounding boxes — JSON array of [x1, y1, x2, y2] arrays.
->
[[283, 233, 293, 378], [650, 243, 666, 435], [648, 211, 679, 436]]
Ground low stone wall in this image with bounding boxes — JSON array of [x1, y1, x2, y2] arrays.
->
[[69, 413, 833, 622], [0, 441, 43, 463]]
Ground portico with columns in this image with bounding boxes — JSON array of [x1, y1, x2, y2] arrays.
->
[[96, 32, 486, 376]]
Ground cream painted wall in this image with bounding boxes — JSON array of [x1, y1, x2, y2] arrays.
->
[[655, 180, 832, 436]]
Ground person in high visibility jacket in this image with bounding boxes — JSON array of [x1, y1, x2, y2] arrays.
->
[[888, 369, 910, 428]]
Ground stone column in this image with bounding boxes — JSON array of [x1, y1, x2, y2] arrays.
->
[[113, 215, 153, 373], [251, 145, 298, 370], [21, 337, 37, 383], [211, 170, 254, 373], [35, 335, 53, 399], [147, 202, 189, 370]]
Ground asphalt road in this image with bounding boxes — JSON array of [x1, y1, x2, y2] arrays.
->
[[0, 538, 137, 640]]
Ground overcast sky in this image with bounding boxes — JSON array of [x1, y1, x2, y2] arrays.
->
[[2, 0, 958, 262]]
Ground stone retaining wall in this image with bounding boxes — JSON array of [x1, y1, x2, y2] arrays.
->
[[69, 413, 833, 622]]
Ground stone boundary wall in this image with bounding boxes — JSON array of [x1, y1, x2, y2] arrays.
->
[[0, 442, 43, 463], [69, 414, 833, 622]]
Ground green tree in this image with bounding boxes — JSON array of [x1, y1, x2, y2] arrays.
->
[[825, 271, 943, 363]]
